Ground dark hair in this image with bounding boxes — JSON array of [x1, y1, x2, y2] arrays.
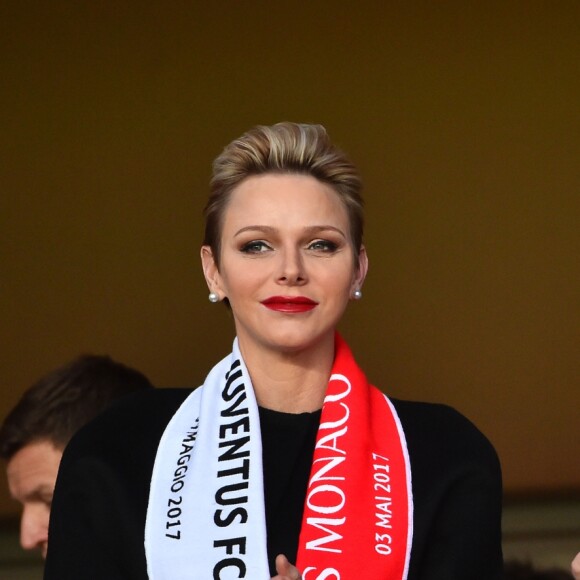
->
[[203, 122, 364, 269], [504, 560, 573, 580], [0, 355, 153, 459]]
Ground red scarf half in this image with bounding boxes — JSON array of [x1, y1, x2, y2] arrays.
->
[[296, 334, 413, 579]]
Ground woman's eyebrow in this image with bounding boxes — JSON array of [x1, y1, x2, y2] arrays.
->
[[234, 225, 277, 237], [302, 225, 347, 238]]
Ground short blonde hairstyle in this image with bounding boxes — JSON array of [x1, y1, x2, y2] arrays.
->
[[203, 122, 364, 267]]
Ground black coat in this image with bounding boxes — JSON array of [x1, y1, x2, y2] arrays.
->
[[44, 388, 503, 579]]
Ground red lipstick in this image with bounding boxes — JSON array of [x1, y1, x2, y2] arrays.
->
[[261, 296, 318, 313]]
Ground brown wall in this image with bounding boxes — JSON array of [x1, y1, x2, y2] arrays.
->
[[1, 1, 578, 516]]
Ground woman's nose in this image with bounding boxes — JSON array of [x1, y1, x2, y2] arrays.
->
[[277, 247, 306, 285]]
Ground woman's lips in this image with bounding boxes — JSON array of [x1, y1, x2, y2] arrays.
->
[[260, 296, 318, 313]]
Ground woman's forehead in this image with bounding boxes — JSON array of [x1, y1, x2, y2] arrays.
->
[[222, 174, 349, 233]]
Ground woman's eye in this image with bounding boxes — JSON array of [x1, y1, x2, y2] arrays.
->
[[308, 240, 338, 252], [240, 240, 270, 253]]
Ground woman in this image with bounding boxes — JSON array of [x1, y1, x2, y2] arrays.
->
[[44, 123, 503, 579]]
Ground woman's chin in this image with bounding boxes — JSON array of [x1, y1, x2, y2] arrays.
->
[[254, 330, 335, 357]]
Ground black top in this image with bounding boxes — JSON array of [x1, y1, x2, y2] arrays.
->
[[44, 388, 503, 579], [259, 407, 321, 575]]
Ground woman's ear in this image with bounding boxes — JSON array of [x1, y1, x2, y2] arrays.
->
[[200, 246, 223, 297], [352, 245, 369, 294]]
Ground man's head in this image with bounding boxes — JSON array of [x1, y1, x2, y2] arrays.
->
[[0, 355, 153, 557]]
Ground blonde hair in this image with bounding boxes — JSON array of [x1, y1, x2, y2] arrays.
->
[[203, 122, 364, 267]]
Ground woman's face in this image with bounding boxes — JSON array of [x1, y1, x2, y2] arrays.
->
[[202, 173, 367, 355]]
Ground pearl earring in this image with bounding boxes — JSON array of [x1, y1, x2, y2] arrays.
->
[[208, 292, 220, 303], [353, 289, 362, 300]]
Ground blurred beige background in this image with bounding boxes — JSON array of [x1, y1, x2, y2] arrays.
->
[[1, 1, 578, 520]]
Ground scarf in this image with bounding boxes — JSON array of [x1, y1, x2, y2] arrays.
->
[[145, 335, 413, 579]]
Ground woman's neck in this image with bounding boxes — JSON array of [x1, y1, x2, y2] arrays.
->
[[238, 337, 334, 413]]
